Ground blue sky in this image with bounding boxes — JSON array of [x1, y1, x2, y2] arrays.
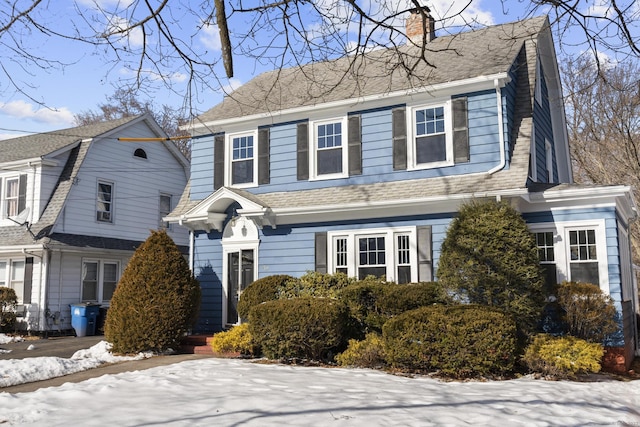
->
[[0, 0, 636, 140]]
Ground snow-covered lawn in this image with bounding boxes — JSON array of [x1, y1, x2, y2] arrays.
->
[[1, 334, 640, 426]]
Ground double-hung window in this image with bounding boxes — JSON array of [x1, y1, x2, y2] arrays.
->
[[409, 101, 453, 168], [230, 132, 256, 186], [535, 231, 557, 293], [568, 229, 599, 285], [4, 177, 19, 218], [82, 260, 120, 303], [311, 118, 348, 179], [0, 259, 26, 302], [97, 181, 113, 223], [159, 194, 172, 230]]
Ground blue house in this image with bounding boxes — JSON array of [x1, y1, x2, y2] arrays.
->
[[168, 11, 638, 370]]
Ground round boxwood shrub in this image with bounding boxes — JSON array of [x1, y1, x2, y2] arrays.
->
[[338, 279, 389, 334], [249, 297, 350, 361], [237, 275, 294, 321], [104, 230, 201, 354], [556, 281, 618, 343], [523, 334, 604, 378], [382, 304, 517, 377], [437, 200, 545, 338], [0, 287, 18, 333]]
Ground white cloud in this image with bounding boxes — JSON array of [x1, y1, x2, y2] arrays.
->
[[221, 78, 243, 94], [106, 16, 144, 48], [0, 100, 75, 126], [200, 22, 222, 52]]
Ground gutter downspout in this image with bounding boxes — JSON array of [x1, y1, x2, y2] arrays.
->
[[189, 230, 195, 272], [488, 78, 507, 175]]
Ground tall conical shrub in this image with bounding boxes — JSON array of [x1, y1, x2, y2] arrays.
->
[[105, 230, 201, 354], [437, 199, 545, 338]]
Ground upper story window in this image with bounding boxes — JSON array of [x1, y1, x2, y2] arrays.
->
[[159, 193, 172, 230], [310, 117, 348, 179], [97, 180, 113, 223], [408, 101, 454, 169], [4, 177, 19, 218], [229, 132, 257, 187]]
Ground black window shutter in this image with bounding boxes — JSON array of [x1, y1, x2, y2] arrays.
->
[[452, 97, 470, 163], [315, 232, 328, 274], [258, 127, 270, 185], [392, 107, 407, 170], [23, 257, 33, 304], [417, 226, 433, 282], [297, 122, 309, 181], [348, 114, 362, 176], [213, 134, 225, 190], [18, 174, 27, 213]]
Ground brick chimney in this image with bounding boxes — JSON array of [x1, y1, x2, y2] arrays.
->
[[406, 6, 436, 45]]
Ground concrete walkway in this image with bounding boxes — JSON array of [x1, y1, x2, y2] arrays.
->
[[0, 335, 214, 394]]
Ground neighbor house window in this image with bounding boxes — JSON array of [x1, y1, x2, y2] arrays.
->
[[96, 181, 113, 223], [4, 177, 19, 218], [82, 260, 120, 303], [568, 229, 599, 285], [311, 118, 348, 179], [0, 259, 25, 302], [536, 231, 557, 293], [328, 227, 417, 282], [159, 194, 172, 230], [230, 133, 256, 186], [409, 102, 452, 168]]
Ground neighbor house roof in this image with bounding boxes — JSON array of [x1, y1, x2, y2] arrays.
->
[[196, 16, 548, 124], [0, 115, 151, 248]]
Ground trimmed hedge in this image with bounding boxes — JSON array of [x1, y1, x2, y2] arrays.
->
[[383, 305, 517, 377], [377, 282, 450, 316], [249, 297, 350, 361], [237, 275, 293, 321], [523, 334, 603, 378], [278, 271, 354, 299], [338, 280, 389, 334]]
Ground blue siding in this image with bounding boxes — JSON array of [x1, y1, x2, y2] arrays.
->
[[192, 231, 223, 332], [503, 56, 519, 167], [533, 63, 558, 183], [190, 135, 215, 200]]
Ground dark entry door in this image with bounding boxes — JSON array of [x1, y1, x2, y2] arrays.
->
[[227, 249, 255, 324]]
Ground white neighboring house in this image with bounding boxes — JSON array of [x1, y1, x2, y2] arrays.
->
[[0, 114, 189, 333]]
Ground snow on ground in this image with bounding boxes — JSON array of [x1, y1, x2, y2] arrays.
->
[[1, 335, 640, 426]]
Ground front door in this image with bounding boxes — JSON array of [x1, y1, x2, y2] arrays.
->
[[227, 249, 255, 324]]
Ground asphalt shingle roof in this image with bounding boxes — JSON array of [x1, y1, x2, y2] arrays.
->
[[197, 16, 547, 123]]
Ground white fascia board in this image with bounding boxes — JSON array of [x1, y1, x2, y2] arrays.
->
[[522, 185, 636, 218], [0, 157, 59, 171], [192, 73, 510, 132], [0, 244, 45, 253]]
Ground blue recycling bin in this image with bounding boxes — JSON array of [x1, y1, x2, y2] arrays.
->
[[70, 303, 101, 337]]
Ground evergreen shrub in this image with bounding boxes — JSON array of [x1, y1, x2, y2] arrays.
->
[[104, 230, 201, 354], [382, 305, 517, 377], [337, 280, 389, 334], [237, 274, 293, 321], [377, 281, 450, 316], [336, 333, 387, 368], [210, 323, 256, 355], [249, 297, 349, 361], [523, 334, 604, 378], [437, 200, 545, 338], [0, 287, 18, 333], [278, 271, 354, 299], [556, 281, 618, 343]]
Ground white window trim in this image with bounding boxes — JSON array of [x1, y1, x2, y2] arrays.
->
[[96, 180, 114, 224], [327, 226, 417, 283], [529, 127, 537, 181], [159, 192, 173, 231], [309, 116, 349, 180], [81, 259, 121, 304], [406, 99, 454, 170], [226, 130, 258, 188], [529, 220, 609, 294]]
